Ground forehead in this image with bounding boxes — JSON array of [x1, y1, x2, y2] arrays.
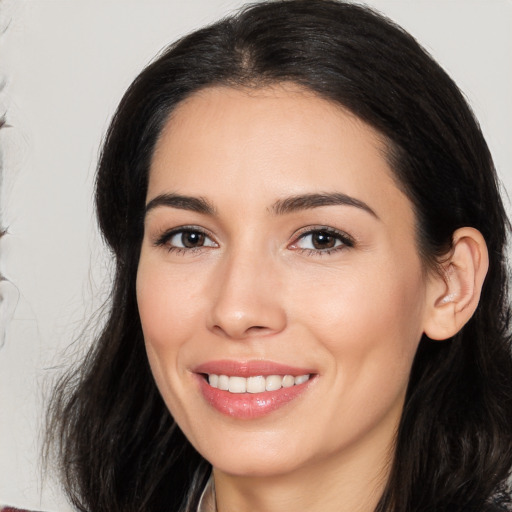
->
[[148, 85, 411, 225]]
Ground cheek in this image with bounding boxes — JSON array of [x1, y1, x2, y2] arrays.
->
[[289, 255, 425, 388], [136, 257, 204, 349], [136, 256, 207, 425], [135, 256, 199, 399]]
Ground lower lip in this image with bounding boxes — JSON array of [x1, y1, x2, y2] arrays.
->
[[196, 375, 314, 419]]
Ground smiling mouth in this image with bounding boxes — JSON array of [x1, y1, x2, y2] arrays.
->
[[194, 361, 316, 418], [205, 373, 311, 393]]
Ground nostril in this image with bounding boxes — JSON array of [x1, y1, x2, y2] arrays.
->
[[212, 324, 269, 338], [209, 301, 287, 339], [247, 325, 271, 334]]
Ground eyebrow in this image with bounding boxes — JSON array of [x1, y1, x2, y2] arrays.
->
[[145, 193, 216, 216], [270, 192, 379, 218], [144, 191, 378, 219]]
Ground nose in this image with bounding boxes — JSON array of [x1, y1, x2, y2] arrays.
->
[[207, 249, 287, 340]]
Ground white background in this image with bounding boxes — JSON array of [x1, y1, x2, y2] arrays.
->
[[1, 1, 511, 510]]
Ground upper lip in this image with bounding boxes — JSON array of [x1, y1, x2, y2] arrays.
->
[[193, 359, 315, 377]]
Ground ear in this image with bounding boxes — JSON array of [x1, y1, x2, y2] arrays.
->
[[423, 227, 489, 341]]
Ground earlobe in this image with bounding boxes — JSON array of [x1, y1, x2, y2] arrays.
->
[[424, 227, 489, 341]]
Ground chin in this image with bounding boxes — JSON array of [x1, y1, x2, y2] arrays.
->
[[212, 455, 304, 478], [196, 430, 309, 477]]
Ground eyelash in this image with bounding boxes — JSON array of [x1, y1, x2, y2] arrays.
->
[[153, 225, 355, 256], [153, 226, 217, 255], [290, 226, 355, 256]]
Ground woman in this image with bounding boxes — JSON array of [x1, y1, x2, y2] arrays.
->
[[44, 1, 512, 511]]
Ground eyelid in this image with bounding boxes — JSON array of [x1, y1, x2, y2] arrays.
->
[[153, 225, 218, 249], [289, 225, 355, 252], [151, 224, 354, 255]]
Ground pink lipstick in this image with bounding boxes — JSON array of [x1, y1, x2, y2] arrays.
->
[[194, 360, 316, 419]]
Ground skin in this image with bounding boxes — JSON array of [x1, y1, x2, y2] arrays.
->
[[136, 85, 441, 512]]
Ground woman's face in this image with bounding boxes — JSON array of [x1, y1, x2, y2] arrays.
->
[[137, 85, 431, 478]]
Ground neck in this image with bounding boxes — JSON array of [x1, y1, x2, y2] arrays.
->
[[213, 431, 394, 512]]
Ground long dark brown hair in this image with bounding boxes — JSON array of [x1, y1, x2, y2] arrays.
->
[[46, 1, 512, 511]]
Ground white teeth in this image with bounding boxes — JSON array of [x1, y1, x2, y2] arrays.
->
[[228, 376, 247, 394], [265, 375, 282, 391], [218, 374, 229, 391], [295, 374, 310, 385], [207, 373, 311, 393], [247, 375, 266, 393], [282, 375, 295, 388]]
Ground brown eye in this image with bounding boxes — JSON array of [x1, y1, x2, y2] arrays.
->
[[158, 229, 217, 251], [292, 228, 354, 254], [311, 231, 336, 249], [181, 231, 205, 248]]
